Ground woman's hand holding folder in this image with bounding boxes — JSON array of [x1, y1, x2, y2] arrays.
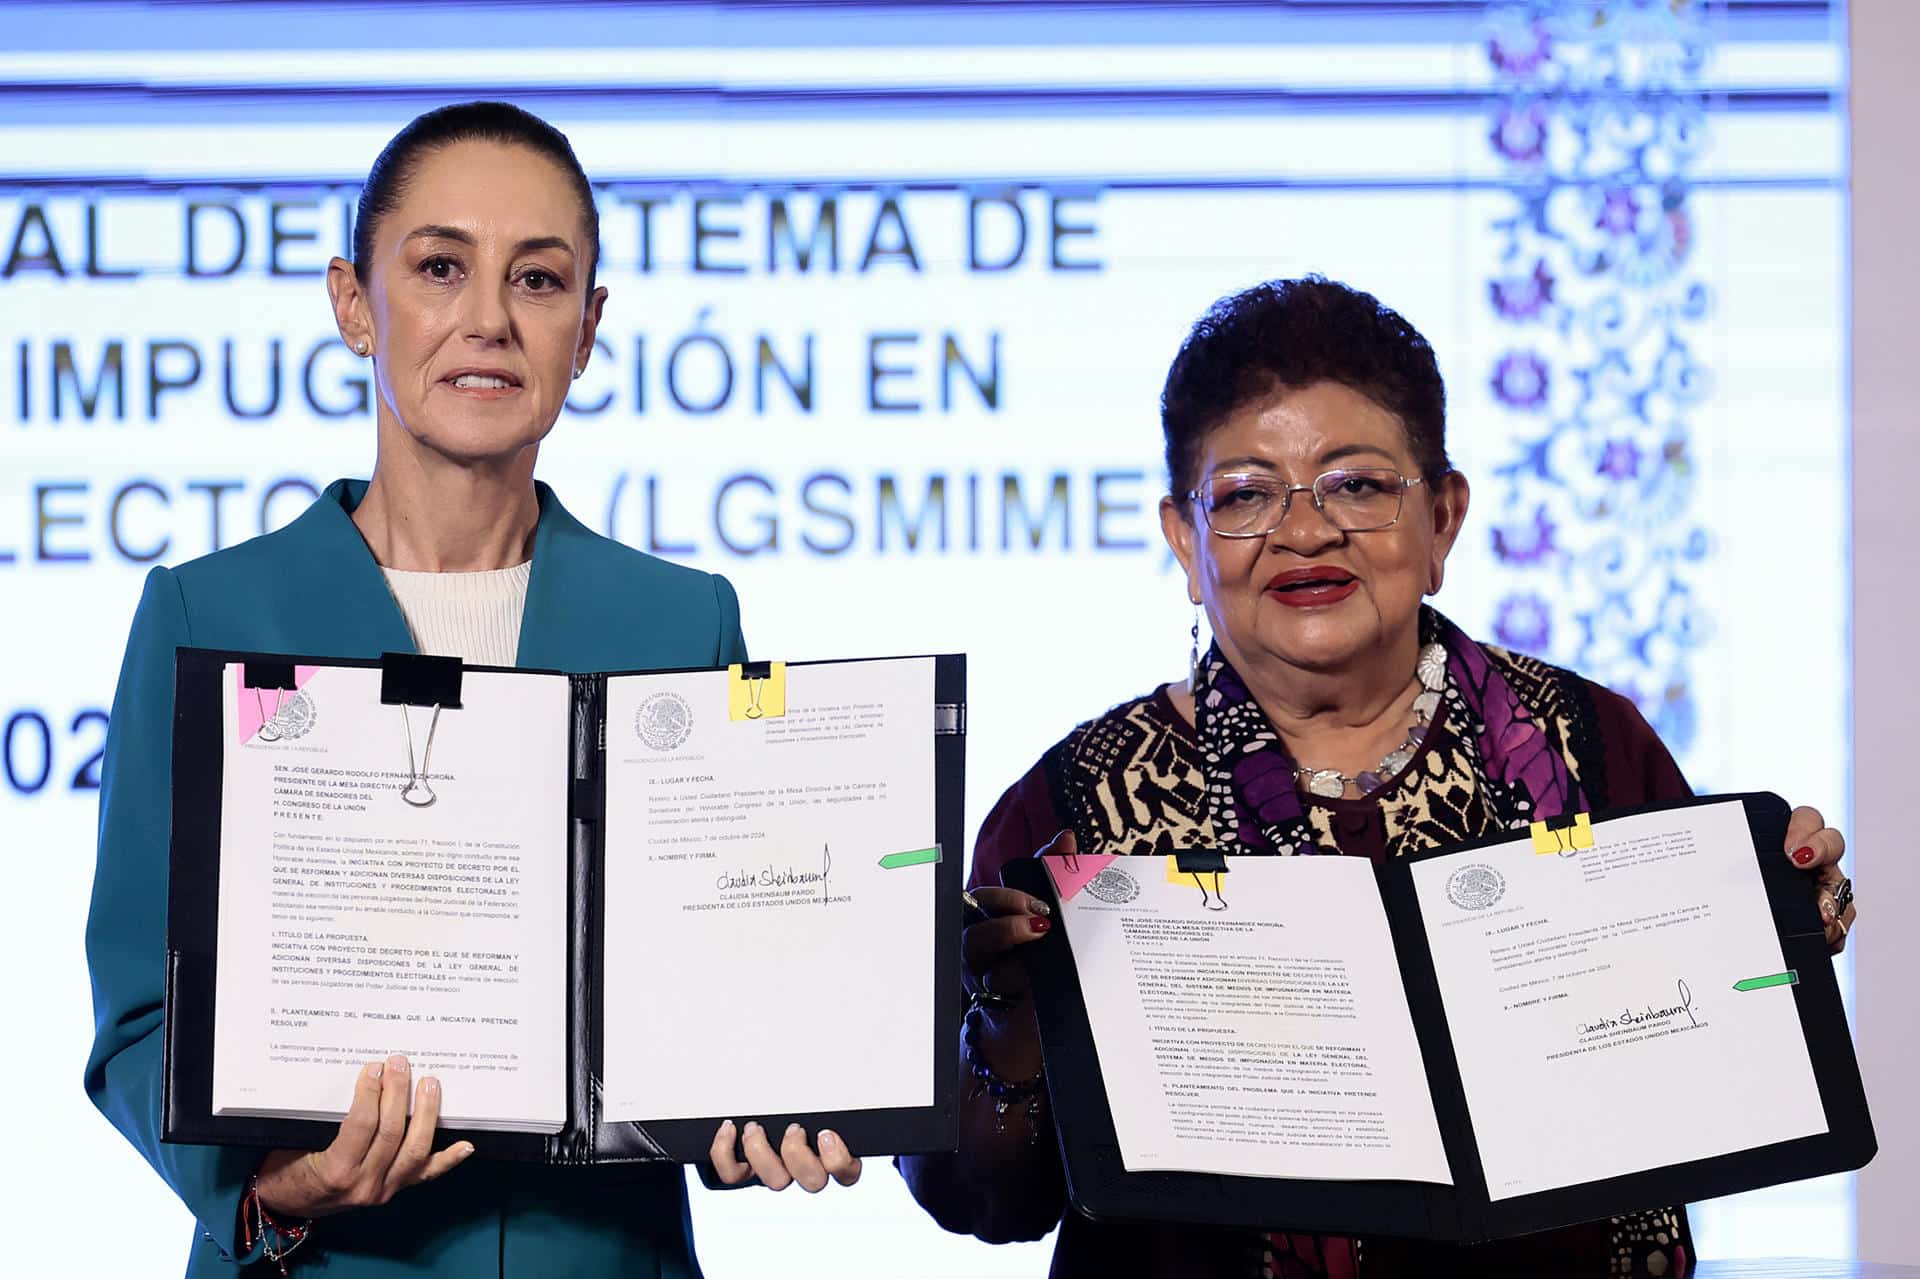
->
[[254, 1055, 475, 1218], [958, 830, 1068, 1088], [1783, 804, 1857, 954], [706, 1120, 864, 1192]]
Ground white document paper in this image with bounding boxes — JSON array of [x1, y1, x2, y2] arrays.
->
[[1047, 853, 1453, 1184], [1409, 800, 1827, 1200], [212, 664, 571, 1132], [599, 657, 938, 1122]]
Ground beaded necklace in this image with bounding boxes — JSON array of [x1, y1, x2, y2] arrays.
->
[[1292, 642, 1448, 798]]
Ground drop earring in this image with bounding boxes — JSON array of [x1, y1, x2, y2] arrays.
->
[[1188, 604, 1203, 692]]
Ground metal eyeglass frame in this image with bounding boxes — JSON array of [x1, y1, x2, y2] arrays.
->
[[1186, 468, 1426, 538]]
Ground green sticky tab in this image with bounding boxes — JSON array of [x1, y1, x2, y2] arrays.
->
[[878, 846, 941, 870], [1733, 971, 1798, 992]]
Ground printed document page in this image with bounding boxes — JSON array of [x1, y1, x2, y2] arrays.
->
[[212, 664, 571, 1132], [1046, 853, 1452, 1183], [600, 657, 938, 1122], [1409, 800, 1826, 1200]]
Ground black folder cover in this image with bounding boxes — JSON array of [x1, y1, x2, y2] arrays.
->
[[1002, 792, 1874, 1241], [163, 648, 965, 1165]]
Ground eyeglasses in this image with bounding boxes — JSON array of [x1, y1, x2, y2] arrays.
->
[[1188, 467, 1425, 538]]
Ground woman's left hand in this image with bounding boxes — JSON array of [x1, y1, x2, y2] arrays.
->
[[1784, 805, 1856, 955], [708, 1119, 862, 1192]]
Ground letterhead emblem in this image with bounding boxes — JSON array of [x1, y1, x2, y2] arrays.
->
[[1446, 863, 1506, 911], [1084, 866, 1141, 905], [252, 691, 317, 744], [635, 691, 694, 752]]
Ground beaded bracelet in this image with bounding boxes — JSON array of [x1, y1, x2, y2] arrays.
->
[[966, 981, 1022, 1016], [240, 1173, 313, 1275], [962, 1005, 1048, 1142]]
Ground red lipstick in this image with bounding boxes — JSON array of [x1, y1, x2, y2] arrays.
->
[[1265, 567, 1359, 608]]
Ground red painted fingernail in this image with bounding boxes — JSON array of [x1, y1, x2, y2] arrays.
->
[[1792, 847, 1816, 866], [1030, 917, 1051, 934]]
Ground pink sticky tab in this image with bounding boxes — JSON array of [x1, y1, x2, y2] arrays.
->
[[1043, 853, 1117, 903], [236, 664, 320, 744]]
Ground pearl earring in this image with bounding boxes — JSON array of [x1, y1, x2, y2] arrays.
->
[[354, 340, 367, 354], [572, 367, 583, 380]]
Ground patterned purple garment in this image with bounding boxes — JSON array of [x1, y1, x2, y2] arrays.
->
[[1031, 606, 1693, 1277], [1198, 608, 1586, 856], [1439, 614, 1582, 821]]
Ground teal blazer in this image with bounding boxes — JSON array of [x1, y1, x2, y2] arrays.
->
[[84, 479, 746, 1276]]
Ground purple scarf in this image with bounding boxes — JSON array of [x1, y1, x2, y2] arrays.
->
[[1196, 608, 1584, 856]]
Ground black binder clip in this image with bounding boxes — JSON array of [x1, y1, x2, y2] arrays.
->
[[728, 660, 786, 721], [243, 661, 300, 742], [379, 654, 462, 809], [1174, 848, 1227, 874], [379, 652, 463, 709], [1529, 811, 1594, 857], [242, 661, 297, 691], [1173, 848, 1229, 912]]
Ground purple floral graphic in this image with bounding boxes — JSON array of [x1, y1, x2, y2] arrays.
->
[[1483, 1, 1714, 781], [1492, 506, 1558, 566], [1491, 351, 1550, 410], [1488, 20, 1553, 78], [1597, 187, 1641, 235], [1493, 592, 1553, 655], [1490, 260, 1556, 321], [1597, 438, 1643, 479], [1490, 104, 1549, 165]]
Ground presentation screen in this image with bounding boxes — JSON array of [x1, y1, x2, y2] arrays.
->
[[0, 2, 1849, 1273]]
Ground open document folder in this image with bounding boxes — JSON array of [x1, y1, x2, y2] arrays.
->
[[1002, 794, 1873, 1242], [163, 649, 963, 1165]]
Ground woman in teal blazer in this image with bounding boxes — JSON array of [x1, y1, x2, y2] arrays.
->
[[83, 103, 857, 1276]]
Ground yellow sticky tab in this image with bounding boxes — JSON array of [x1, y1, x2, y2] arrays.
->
[[1164, 853, 1231, 911], [1531, 813, 1594, 855], [727, 662, 786, 721], [1164, 854, 1230, 888]]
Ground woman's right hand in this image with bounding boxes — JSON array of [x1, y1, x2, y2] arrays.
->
[[960, 830, 1071, 1071], [254, 1056, 476, 1218]]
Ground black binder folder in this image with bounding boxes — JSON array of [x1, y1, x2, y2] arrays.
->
[[1002, 792, 1874, 1241], [164, 647, 965, 1166]]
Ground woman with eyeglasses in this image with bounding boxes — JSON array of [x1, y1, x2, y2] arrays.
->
[[899, 276, 1855, 1278]]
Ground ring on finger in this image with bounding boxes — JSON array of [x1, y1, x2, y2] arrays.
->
[[1827, 876, 1854, 920]]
